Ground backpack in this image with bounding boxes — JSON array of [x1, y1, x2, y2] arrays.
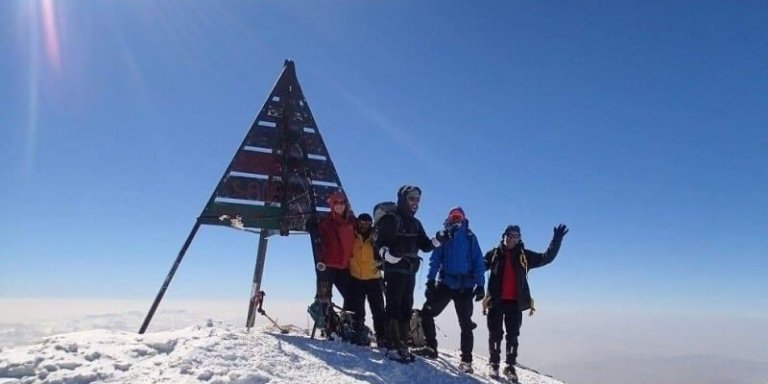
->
[[308, 300, 372, 345], [372, 201, 400, 247], [373, 201, 397, 227], [408, 309, 427, 348]]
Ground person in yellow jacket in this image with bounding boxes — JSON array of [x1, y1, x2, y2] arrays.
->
[[348, 213, 386, 346]]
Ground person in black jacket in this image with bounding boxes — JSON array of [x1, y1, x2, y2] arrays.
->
[[483, 224, 568, 380], [374, 185, 441, 362]]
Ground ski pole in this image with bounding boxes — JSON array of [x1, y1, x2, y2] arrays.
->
[[257, 291, 289, 334]]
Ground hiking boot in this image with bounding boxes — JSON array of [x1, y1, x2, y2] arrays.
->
[[502, 365, 518, 381], [385, 348, 407, 363], [385, 345, 414, 363], [458, 361, 474, 374], [398, 345, 415, 362], [412, 346, 438, 359], [350, 329, 370, 346], [487, 364, 499, 378]]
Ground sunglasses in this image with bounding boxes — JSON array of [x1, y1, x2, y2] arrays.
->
[[448, 213, 464, 224], [504, 233, 521, 239]]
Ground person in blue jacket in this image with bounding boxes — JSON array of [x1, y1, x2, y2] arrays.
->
[[417, 207, 485, 373]]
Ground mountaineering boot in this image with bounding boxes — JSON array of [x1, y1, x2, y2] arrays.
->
[[412, 346, 437, 359], [503, 364, 518, 382], [398, 319, 415, 362], [487, 364, 499, 379], [458, 361, 474, 374], [397, 344, 414, 363], [385, 319, 410, 363]]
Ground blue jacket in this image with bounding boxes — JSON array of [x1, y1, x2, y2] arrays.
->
[[427, 222, 485, 290]]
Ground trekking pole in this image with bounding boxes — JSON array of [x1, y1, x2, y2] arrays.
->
[[257, 291, 289, 334], [332, 303, 355, 314]]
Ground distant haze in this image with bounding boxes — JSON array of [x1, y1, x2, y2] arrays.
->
[[1, 298, 766, 384]]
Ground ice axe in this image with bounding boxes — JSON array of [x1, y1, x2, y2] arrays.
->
[[257, 291, 289, 334]]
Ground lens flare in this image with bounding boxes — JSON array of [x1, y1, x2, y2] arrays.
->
[[40, 0, 61, 71]]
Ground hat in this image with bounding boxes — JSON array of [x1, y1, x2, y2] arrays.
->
[[503, 225, 521, 236], [397, 185, 422, 201], [357, 213, 373, 222]]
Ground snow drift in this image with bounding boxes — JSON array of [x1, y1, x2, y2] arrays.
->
[[0, 320, 563, 383]]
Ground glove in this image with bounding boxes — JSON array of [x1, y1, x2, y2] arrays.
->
[[473, 286, 485, 302], [379, 246, 401, 264], [435, 230, 450, 244], [425, 280, 436, 301], [553, 224, 569, 242]]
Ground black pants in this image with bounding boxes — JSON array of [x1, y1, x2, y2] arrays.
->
[[383, 272, 416, 349], [420, 284, 476, 362], [316, 267, 352, 310], [350, 277, 386, 340], [487, 299, 522, 367], [384, 272, 415, 321]]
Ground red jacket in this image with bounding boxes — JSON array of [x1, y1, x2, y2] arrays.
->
[[319, 212, 355, 269]]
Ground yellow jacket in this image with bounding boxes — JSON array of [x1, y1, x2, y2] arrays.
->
[[349, 233, 381, 280]]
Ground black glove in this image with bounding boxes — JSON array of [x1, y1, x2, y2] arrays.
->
[[425, 280, 436, 301], [473, 285, 485, 302], [435, 230, 451, 244], [553, 224, 569, 242]]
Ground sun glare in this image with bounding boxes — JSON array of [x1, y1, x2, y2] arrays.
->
[[40, 0, 61, 72]]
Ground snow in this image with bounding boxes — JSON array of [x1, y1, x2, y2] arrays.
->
[[0, 320, 563, 384]]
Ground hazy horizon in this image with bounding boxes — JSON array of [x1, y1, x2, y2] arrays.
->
[[2, 298, 766, 384]]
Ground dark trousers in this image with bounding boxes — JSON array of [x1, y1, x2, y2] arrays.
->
[[384, 272, 416, 349], [487, 299, 522, 367], [384, 272, 415, 321], [420, 284, 476, 362], [316, 267, 352, 310], [350, 277, 386, 340]]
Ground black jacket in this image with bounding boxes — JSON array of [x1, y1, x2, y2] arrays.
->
[[374, 204, 434, 274], [484, 238, 561, 311]]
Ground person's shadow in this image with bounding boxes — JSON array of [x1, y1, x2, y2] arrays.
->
[[271, 332, 488, 384]]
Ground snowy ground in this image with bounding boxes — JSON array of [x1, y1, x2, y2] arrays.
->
[[0, 320, 564, 384]]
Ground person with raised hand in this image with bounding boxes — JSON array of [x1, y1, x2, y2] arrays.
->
[[484, 223, 568, 381]]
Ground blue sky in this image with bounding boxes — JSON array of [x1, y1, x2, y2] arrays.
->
[[1, 0, 766, 329]]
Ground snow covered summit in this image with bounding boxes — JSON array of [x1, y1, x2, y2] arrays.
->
[[0, 320, 564, 383]]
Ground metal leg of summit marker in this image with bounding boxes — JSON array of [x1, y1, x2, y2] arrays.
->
[[138, 222, 201, 334], [246, 230, 269, 329]]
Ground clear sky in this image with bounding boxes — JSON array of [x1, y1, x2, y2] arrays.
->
[[1, 0, 766, 362]]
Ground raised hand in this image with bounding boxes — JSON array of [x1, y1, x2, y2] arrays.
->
[[553, 224, 569, 242]]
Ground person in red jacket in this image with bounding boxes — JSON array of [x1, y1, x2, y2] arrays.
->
[[315, 191, 356, 336], [483, 224, 568, 381]]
